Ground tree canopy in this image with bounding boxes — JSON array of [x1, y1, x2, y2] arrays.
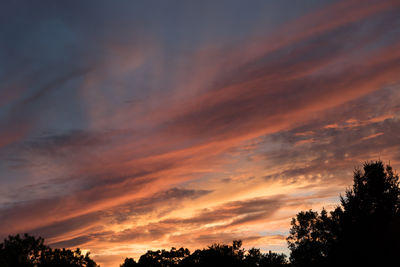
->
[[120, 241, 288, 267], [287, 161, 400, 267], [0, 234, 98, 267]]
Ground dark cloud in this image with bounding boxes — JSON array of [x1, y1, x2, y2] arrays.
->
[[20, 130, 110, 157], [50, 235, 95, 248], [30, 212, 104, 240]]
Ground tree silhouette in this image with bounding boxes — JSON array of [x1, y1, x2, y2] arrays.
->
[[0, 234, 99, 267], [135, 247, 189, 267], [243, 248, 264, 266], [336, 161, 400, 266], [120, 257, 138, 267], [287, 161, 400, 267], [119, 240, 287, 266], [244, 248, 288, 267], [39, 248, 98, 267], [0, 234, 47, 267], [287, 208, 341, 267], [180, 240, 244, 267]]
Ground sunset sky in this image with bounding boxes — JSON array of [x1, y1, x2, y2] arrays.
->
[[1, 0, 400, 266]]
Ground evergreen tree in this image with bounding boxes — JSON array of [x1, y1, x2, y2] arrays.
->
[[288, 161, 400, 267]]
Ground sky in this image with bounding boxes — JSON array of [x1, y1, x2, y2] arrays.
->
[[1, 0, 400, 266]]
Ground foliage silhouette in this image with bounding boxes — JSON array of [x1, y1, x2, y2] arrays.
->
[[0, 234, 47, 267], [287, 208, 341, 267], [39, 248, 98, 267], [137, 247, 190, 266], [121, 241, 288, 267], [244, 249, 288, 267], [287, 161, 400, 267], [180, 240, 245, 267], [120, 257, 138, 267], [0, 234, 99, 267]]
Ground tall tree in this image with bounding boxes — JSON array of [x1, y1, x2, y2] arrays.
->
[[287, 161, 400, 267], [337, 161, 400, 266]]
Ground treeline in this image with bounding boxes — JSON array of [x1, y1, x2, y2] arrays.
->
[[1, 161, 399, 267], [120, 241, 288, 267]]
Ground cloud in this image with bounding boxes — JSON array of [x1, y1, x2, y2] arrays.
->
[[258, 87, 400, 188], [0, 188, 211, 247], [162, 196, 283, 227], [44, 194, 285, 252], [0, 68, 92, 150]]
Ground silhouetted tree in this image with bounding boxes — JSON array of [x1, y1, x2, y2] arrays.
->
[[260, 251, 288, 267], [244, 248, 288, 267], [119, 241, 289, 267], [120, 257, 138, 267], [336, 161, 400, 266], [180, 240, 244, 267], [137, 247, 190, 266], [243, 248, 263, 266], [288, 161, 400, 267], [287, 208, 341, 267], [121, 240, 288, 267], [40, 248, 98, 267], [0, 234, 47, 267], [0, 234, 99, 267]]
